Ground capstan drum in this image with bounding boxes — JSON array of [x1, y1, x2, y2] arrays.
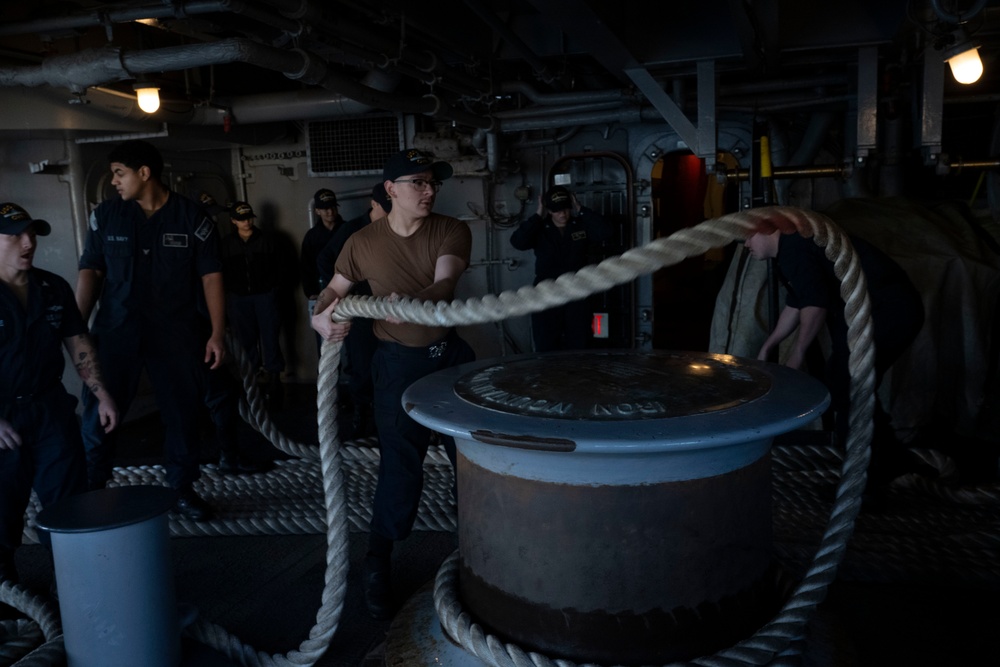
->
[[402, 350, 829, 664]]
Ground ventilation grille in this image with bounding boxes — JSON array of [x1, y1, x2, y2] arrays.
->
[[306, 114, 403, 177]]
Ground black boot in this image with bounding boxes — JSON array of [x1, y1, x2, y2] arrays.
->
[[173, 487, 214, 522], [363, 553, 393, 620], [363, 533, 394, 620], [218, 451, 274, 475]]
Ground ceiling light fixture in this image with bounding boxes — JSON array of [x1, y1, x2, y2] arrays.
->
[[944, 41, 983, 84], [943, 29, 983, 84], [133, 82, 161, 113]]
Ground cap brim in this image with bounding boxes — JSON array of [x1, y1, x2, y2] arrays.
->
[[389, 161, 454, 182], [3, 219, 51, 236]]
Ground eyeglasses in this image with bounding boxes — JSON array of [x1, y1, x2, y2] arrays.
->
[[393, 178, 443, 192]]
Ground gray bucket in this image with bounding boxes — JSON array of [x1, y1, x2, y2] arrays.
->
[[35, 485, 180, 667]]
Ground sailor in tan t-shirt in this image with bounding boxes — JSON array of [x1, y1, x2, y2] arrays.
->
[[311, 148, 475, 620]]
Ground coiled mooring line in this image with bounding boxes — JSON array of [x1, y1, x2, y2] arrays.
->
[[1, 206, 876, 667]]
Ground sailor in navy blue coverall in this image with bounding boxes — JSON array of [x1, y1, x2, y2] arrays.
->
[[75, 140, 225, 521], [221, 201, 285, 379], [0, 203, 118, 582], [510, 186, 613, 352]]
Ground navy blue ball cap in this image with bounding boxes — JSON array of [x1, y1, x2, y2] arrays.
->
[[313, 188, 338, 209], [230, 201, 256, 220], [382, 149, 453, 183], [0, 202, 51, 236], [543, 186, 572, 212]]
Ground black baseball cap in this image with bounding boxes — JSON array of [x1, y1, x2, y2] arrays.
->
[[230, 201, 256, 221], [0, 203, 51, 236], [544, 186, 572, 212], [313, 188, 338, 209], [383, 149, 453, 183]]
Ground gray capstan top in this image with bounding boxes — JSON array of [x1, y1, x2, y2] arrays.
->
[[454, 351, 772, 421], [403, 350, 830, 454]]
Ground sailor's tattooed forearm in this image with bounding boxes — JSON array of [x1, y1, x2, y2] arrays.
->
[[69, 334, 108, 396]]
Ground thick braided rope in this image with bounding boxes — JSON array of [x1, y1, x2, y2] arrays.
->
[[0, 581, 63, 667], [330, 210, 762, 326], [411, 206, 875, 667], [0, 619, 43, 665], [227, 331, 321, 461], [183, 340, 350, 667]]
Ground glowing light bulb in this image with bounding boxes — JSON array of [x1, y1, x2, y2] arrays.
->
[[946, 46, 983, 84], [134, 85, 160, 113]]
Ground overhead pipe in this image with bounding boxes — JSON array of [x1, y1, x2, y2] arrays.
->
[[0, 39, 445, 117], [497, 106, 656, 133], [494, 100, 625, 120], [0, 0, 489, 102], [255, 0, 308, 13], [219, 0, 304, 36], [190, 69, 401, 125], [498, 81, 633, 105], [513, 127, 581, 148], [4, 70, 414, 127], [229, 71, 398, 124], [9, 67, 404, 129], [74, 124, 171, 143], [498, 76, 848, 121], [290, 53, 436, 115], [0, 0, 300, 38]]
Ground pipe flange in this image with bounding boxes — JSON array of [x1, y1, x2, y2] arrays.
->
[[284, 48, 328, 85], [421, 93, 442, 116], [416, 49, 438, 74]]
